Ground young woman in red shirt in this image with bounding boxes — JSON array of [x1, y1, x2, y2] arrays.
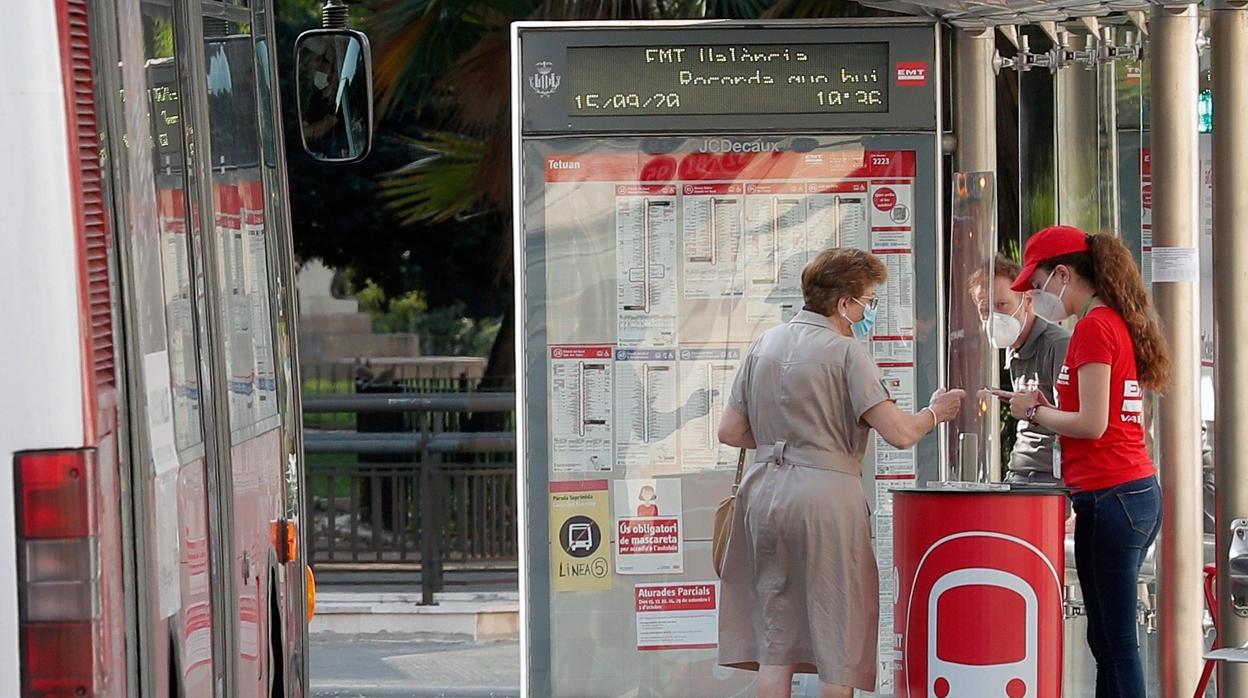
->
[[995, 225, 1170, 698]]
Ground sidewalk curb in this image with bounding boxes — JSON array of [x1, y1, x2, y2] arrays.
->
[[311, 686, 519, 698], [310, 591, 519, 640]]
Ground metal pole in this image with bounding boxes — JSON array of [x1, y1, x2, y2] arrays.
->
[[1151, 4, 1206, 695], [1056, 29, 1103, 232], [1212, 2, 1248, 694], [953, 27, 1001, 481], [955, 28, 997, 173], [1099, 28, 1122, 235], [419, 412, 437, 606]]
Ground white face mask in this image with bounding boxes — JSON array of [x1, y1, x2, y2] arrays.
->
[[987, 309, 1023, 349], [1031, 268, 1069, 321]]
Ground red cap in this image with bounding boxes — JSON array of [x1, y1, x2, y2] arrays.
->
[[1011, 225, 1091, 291]]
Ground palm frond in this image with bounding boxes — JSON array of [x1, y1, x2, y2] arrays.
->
[[763, 0, 900, 19], [367, 0, 515, 116], [530, 0, 703, 20], [381, 132, 489, 224], [441, 31, 512, 131], [704, 0, 768, 18]]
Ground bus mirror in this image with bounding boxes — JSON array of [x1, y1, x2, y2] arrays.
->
[[294, 28, 373, 163]]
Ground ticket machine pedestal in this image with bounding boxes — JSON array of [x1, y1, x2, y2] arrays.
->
[[893, 488, 1066, 698]]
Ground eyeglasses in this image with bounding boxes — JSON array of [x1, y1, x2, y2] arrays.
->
[[856, 296, 879, 310]]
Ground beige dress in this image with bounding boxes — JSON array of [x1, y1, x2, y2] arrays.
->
[[718, 309, 891, 690]]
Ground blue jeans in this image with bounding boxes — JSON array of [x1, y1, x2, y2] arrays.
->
[[1071, 475, 1163, 698]]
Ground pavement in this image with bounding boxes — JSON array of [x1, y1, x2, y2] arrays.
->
[[310, 632, 520, 698]]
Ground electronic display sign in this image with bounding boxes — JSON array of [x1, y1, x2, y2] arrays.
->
[[565, 42, 890, 116], [520, 21, 937, 133]]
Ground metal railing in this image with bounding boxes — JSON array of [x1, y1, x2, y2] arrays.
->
[[302, 391, 516, 604]]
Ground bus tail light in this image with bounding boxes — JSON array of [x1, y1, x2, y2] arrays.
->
[[15, 449, 102, 697]]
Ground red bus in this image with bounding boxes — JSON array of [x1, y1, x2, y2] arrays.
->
[[1, 1, 369, 695]]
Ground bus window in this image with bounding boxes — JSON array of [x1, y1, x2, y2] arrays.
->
[[142, 3, 205, 458], [203, 18, 280, 438]]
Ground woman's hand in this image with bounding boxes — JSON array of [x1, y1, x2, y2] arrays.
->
[[989, 388, 1051, 420], [927, 388, 966, 423]]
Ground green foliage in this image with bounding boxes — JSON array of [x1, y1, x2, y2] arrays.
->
[[152, 20, 174, 58], [350, 280, 499, 357], [381, 133, 489, 224], [301, 377, 356, 430], [1000, 237, 1022, 264], [302, 377, 355, 395], [403, 303, 502, 357], [1020, 170, 1057, 238]]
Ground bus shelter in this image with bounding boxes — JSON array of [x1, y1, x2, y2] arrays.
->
[[510, 2, 1248, 695]]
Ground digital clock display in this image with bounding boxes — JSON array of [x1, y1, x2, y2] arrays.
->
[[566, 42, 889, 117]]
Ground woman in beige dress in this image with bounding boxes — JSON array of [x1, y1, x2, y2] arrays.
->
[[717, 248, 964, 698]]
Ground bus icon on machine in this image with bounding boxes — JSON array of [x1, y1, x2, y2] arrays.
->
[[568, 521, 595, 553], [927, 568, 1037, 698]]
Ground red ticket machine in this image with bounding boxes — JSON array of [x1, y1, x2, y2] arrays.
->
[[893, 489, 1066, 698]]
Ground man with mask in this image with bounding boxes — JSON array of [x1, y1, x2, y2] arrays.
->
[[971, 255, 1071, 485]]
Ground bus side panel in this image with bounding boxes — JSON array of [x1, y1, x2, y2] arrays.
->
[[231, 430, 284, 691], [0, 3, 90, 695], [177, 456, 218, 691]]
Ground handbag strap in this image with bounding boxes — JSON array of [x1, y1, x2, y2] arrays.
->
[[730, 448, 747, 495]]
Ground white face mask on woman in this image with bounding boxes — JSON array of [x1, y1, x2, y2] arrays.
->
[[1031, 268, 1069, 321]]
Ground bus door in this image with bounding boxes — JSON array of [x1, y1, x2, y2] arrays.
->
[[92, 0, 227, 693], [252, 0, 314, 678]]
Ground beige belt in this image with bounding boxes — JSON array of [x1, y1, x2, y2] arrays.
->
[[755, 439, 862, 477]]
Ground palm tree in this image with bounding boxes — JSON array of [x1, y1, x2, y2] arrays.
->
[[365, 0, 900, 389]]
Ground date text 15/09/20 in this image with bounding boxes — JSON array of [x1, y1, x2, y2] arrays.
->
[[572, 88, 883, 113]]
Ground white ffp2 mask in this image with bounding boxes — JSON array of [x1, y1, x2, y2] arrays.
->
[[987, 311, 1023, 349]]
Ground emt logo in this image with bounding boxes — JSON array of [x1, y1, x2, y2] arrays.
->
[[896, 61, 929, 86]]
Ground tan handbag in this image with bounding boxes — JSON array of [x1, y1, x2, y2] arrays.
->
[[712, 448, 749, 578]]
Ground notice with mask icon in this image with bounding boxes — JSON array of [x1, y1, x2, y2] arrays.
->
[[614, 478, 684, 575]]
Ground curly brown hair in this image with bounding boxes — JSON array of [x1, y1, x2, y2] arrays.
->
[[801, 248, 888, 316], [1038, 234, 1171, 391]]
